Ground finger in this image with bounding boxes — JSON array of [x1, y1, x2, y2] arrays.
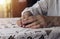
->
[[31, 24, 40, 29], [17, 19, 22, 27], [25, 21, 38, 28], [30, 24, 45, 29], [25, 22, 46, 29], [22, 16, 37, 25]]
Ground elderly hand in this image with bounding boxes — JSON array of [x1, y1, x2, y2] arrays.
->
[[17, 12, 47, 29]]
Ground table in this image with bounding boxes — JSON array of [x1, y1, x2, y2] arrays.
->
[[0, 18, 60, 39]]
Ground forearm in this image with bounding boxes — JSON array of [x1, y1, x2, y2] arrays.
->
[[44, 16, 60, 27]]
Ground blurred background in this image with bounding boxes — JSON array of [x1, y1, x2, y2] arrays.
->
[[0, 0, 39, 18]]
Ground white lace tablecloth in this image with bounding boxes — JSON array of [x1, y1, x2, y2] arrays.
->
[[0, 18, 60, 39]]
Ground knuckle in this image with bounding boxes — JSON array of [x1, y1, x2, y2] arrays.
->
[[32, 22, 38, 26], [22, 19, 27, 22], [22, 11, 32, 16]]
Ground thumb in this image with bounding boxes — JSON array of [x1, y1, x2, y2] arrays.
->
[[21, 11, 33, 19]]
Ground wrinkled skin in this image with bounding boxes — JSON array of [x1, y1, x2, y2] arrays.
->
[[17, 11, 47, 29], [17, 11, 60, 29]]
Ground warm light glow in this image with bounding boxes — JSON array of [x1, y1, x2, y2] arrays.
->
[[0, 0, 11, 18], [0, 0, 6, 5], [0, 0, 11, 5], [7, 0, 11, 4]]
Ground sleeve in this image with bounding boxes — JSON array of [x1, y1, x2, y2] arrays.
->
[[22, 0, 48, 16]]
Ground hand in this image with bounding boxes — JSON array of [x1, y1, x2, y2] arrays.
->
[[17, 11, 32, 27], [22, 15, 47, 29], [17, 12, 47, 29]]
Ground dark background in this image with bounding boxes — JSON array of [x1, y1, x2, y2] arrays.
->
[[12, 0, 39, 17], [27, 0, 39, 7]]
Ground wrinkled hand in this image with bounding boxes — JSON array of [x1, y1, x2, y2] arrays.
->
[[17, 12, 47, 29]]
